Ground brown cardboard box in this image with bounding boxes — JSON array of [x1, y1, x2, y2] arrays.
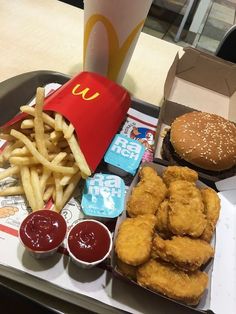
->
[[154, 47, 236, 185]]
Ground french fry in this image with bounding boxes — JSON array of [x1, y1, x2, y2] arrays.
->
[[11, 146, 31, 156], [34, 88, 48, 158], [64, 123, 75, 139], [20, 166, 37, 211], [20, 106, 55, 128], [54, 173, 63, 212], [45, 140, 60, 153], [40, 152, 67, 194], [59, 161, 74, 186], [9, 156, 39, 165], [60, 175, 72, 186], [0, 186, 24, 196], [10, 129, 78, 175], [50, 130, 63, 143], [31, 166, 44, 210], [0, 166, 19, 180], [55, 113, 63, 131], [62, 121, 91, 177], [43, 185, 54, 202], [21, 119, 34, 129], [54, 171, 81, 213], [2, 141, 24, 161]]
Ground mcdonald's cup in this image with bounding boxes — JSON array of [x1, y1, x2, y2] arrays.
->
[[83, 0, 153, 84]]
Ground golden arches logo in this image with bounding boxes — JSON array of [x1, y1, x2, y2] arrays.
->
[[72, 84, 100, 101], [84, 14, 144, 81]]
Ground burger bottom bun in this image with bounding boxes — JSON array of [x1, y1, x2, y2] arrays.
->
[[161, 130, 236, 181]]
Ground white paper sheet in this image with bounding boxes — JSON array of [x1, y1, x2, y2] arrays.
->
[[210, 192, 236, 314]]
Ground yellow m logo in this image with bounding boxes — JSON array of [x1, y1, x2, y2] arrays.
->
[[84, 14, 144, 81], [72, 84, 100, 101]]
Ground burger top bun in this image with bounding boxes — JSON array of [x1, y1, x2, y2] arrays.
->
[[170, 111, 236, 171]]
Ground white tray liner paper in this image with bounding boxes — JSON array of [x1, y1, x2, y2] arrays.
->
[[210, 191, 236, 314]]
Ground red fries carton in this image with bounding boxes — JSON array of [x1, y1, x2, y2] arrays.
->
[[1, 72, 131, 172]]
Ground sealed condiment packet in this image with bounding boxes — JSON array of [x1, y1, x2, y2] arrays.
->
[[81, 173, 125, 218], [104, 134, 145, 176], [0, 72, 131, 172]]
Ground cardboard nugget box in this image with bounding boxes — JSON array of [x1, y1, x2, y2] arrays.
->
[[112, 162, 236, 314], [154, 47, 236, 185]]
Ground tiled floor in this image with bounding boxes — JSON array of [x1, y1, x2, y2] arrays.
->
[[143, 0, 236, 55]]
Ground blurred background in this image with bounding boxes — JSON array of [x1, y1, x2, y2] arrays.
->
[[60, 0, 236, 55]]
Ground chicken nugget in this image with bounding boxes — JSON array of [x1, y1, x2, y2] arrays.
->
[[200, 188, 221, 242], [116, 258, 137, 280], [115, 214, 156, 266], [163, 166, 198, 186], [168, 180, 207, 237], [137, 259, 208, 305], [127, 166, 167, 217], [152, 235, 214, 272], [155, 200, 172, 238]]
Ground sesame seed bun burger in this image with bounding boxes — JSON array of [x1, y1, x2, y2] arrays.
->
[[161, 111, 236, 179]]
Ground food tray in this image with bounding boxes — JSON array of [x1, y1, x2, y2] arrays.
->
[[112, 162, 214, 314]]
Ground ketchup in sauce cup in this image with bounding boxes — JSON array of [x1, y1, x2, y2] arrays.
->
[[67, 219, 112, 269], [19, 210, 67, 259]]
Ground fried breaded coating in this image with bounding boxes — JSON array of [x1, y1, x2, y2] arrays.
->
[[163, 166, 198, 186], [127, 166, 167, 217], [139, 166, 161, 183], [155, 200, 172, 238], [115, 214, 156, 266], [152, 235, 214, 272], [168, 180, 207, 237], [116, 258, 137, 280], [137, 259, 208, 305], [200, 188, 221, 242]]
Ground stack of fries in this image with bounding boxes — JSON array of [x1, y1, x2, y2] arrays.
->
[[0, 87, 91, 213]]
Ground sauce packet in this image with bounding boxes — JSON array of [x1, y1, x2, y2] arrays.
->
[[81, 173, 125, 218], [104, 134, 145, 176]]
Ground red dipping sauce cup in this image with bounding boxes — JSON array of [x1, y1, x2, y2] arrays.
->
[[67, 219, 112, 269], [19, 210, 67, 259]]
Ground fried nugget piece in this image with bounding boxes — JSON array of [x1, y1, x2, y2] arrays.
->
[[168, 180, 207, 237], [137, 259, 208, 305], [115, 214, 156, 266], [152, 235, 214, 272], [127, 166, 167, 217], [163, 166, 198, 186], [116, 258, 137, 280], [155, 200, 172, 238], [200, 188, 221, 242]]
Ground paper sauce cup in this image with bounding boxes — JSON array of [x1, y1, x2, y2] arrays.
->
[[19, 210, 67, 259], [67, 219, 113, 269], [83, 0, 153, 84]]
